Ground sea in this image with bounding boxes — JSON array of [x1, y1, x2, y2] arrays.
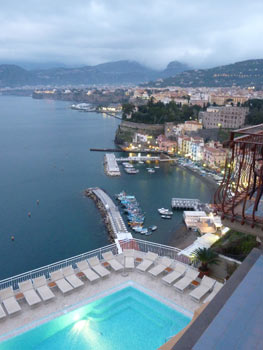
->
[[0, 96, 213, 279]]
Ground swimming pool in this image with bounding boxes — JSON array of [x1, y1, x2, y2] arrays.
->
[[0, 286, 191, 350]]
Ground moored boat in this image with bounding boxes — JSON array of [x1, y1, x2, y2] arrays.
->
[[161, 215, 172, 219]]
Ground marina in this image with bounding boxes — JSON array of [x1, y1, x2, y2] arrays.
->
[[116, 191, 157, 236]]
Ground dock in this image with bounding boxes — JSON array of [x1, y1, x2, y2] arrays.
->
[[85, 187, 132, 242], [171, 198, 201, 210], [104, 153, 121, 176], [116, 156, 160, 162]]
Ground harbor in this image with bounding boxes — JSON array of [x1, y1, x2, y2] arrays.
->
[[0, 96, 214, 279]]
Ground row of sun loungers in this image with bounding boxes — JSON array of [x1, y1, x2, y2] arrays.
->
[[123, 249, 224, 303], [0, 251, 124, 318], [0, 250, 224, 318]]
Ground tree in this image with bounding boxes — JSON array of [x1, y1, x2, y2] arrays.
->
[[192, 247, 219, 272]]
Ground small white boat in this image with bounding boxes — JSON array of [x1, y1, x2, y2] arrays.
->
[[154, 166, 160, 169], [123, 162, 134, 168], [133, 226, 143, 233], [158, 208, 173, 215], [149, 225, 157, 231], [141, 228, 148, 235], [161, 215, 172, 219], [148, 169, 155, 173], [138, 161, 144, 164]]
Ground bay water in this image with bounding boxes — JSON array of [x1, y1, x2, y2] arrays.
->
[[0, 96, 212, 278]]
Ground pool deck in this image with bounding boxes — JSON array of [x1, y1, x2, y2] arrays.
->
[[0, 251, 201, 342]]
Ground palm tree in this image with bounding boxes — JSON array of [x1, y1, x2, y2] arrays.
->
[[192, 248, 219, 272]]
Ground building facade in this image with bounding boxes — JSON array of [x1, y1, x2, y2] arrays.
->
[[199, 106, 248, 129]]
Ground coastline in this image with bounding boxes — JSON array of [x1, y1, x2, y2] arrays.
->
[[176, 163, 219, 192]]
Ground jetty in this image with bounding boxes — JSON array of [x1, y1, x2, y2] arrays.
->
[[116, 156, 160, 162], [104, 153, 121, 176], [171, 198, 201, 210], [85, 187, 132, 242]]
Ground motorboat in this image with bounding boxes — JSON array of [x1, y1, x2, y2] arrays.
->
[[138, 161, 144, 164], [124, 168, 139, 174], [154, 166, 160, 169], [161, 215, 172, 219], [133, 226, 143, 233], [147, 168, 155, 173], [145, 231, 153, 236], [140, 228, 148, 235], [158, 208, 173, 215], [149, 225, 157, 231], [122, 162, 134, 168]]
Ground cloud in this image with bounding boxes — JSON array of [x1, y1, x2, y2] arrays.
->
[[0, 0, 263, 69]]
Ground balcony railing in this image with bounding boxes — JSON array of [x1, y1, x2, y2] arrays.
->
[[0, 239, 191, 292], [214, 123, 263, 227]]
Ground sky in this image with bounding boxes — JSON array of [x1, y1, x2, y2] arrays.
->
[[1, 0, 263, 70]]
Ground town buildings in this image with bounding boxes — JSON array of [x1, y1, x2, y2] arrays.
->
[[203, 142, 227, 168], [199, 106, 249, 129]]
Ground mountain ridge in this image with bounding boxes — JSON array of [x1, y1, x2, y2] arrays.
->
[[0, 60, 190, 87], [144, 59, 263, 88]]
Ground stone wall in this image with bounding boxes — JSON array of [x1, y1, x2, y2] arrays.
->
[[120, 121, 164, 135]]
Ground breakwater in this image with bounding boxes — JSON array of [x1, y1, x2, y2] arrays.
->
[[85, 187, 132, 242]]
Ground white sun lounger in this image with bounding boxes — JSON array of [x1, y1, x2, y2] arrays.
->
[[174, 268, 199, 293], [202, 281, 224, 304], [0, 290, 21, 316], [33, 276, 55, 302], [123, 249, 135, 270], [50, 270, 74, 294], [102, 251, 123, 272], [62, 266, 84, 289], [189, 276, 216, 302], [162, 262, 187, 285], [87, 257, 110, 277], [136, 252, 158, 272], [148, 257, 172, 277], [0, 287, 21, 315], [18, 280, 42, 307], [76, 261, 100, 282], [0, 304, 6, 320]]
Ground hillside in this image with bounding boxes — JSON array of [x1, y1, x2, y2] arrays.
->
[[145, 59, 263, 88], [0, 60, 190, 87]]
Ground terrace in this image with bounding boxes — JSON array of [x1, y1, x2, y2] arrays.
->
[[0, 239, 217, 347]]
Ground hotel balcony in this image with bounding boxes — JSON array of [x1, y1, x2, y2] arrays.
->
[[214, 124, 263, 237]]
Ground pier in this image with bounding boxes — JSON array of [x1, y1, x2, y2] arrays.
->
[[104, 153, 121, 176], [116, 156, 160, 162], [171, 198, 201, 210], [85, 187, 132, 242], [90, 148, 162, 154]]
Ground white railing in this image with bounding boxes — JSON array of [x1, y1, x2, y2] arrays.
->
[[118, 238, 191, 266], [0, 243, 117, 291], [0, 239, 191, 292]]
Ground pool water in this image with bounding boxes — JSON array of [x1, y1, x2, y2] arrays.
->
[[0, 286, 191, 350]]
